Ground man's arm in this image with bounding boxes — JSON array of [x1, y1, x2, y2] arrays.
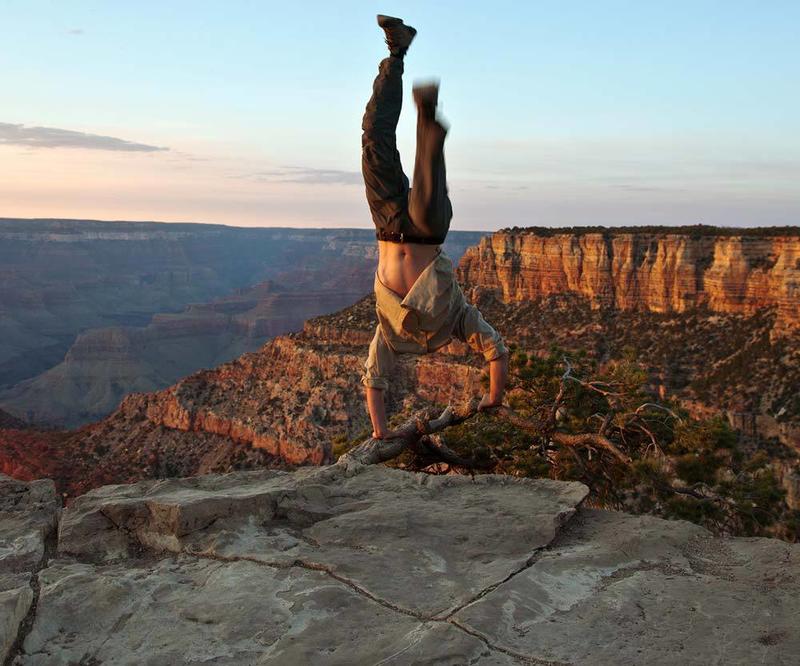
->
[[451, 300, 509, 410], [478, 352, 508, 410]]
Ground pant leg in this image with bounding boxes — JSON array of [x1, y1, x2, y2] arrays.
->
[[361, 323, 398, 392], [362, 56, 411, 236], [407, 111, 453, 241]]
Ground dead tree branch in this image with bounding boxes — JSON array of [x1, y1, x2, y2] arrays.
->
[[337, 395, 633, 469], [549, 432, 631, 463], [338, 398, 485, 467], [634, 402, 683, 422]]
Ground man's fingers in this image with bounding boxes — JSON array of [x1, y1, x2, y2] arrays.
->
[[373, 429, 402, 440]]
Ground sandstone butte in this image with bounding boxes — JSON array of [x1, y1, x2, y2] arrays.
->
[[1, 463, 798, 665]]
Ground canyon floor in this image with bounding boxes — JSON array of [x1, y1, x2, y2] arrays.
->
[[2, 463, 798, 665]]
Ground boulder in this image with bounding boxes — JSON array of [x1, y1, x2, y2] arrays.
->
[[0, 475, 60, 663], [0, 476, 60, 574], [0, 574, 33, 663]]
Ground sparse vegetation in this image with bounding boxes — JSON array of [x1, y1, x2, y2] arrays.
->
[[423, 343, 800, 541]]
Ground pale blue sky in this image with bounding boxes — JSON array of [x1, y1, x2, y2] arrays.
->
[[2, 1, 798, 229]]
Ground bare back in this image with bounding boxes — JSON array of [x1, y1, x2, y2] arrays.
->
[[377, 240, 441, 298]]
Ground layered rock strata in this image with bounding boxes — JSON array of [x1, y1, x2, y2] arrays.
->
[[458, 230, 800, 329], [122, 332, 483, 468]]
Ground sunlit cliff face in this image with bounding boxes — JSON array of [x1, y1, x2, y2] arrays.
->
[[457, 231, 800, 330]]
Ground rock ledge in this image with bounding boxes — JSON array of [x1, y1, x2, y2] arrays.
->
[[2, 465, 798, 665]]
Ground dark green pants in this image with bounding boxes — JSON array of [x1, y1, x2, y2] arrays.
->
[[361, 56, 452, 242]]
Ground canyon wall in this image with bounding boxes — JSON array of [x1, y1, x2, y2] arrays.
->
[[0, 217, 484, 426], [458, 230, 800, 329]]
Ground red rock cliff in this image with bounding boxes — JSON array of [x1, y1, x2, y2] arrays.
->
[[457, 231, 800, 329]]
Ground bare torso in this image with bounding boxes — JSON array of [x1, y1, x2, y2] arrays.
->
[[376, 240, 441, 298]]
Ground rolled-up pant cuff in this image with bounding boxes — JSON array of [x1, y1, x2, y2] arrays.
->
[[361, 376, 389, 391]]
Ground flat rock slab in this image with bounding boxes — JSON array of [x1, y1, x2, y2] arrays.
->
[[1, 573, 33, 663], [0, 475, 60, 574], [454, 509, 800, 665], [16, 554, 516, 666], [58, 464, 589, 617], [11, 465, 800, 664]]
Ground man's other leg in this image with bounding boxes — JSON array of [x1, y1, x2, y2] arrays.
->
[[407, 83, 453, 240], [361, 54, 410, 235]]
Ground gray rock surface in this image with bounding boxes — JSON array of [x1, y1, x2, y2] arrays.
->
[[21, 556, 515, 666], [3, 464, 799, 664], [58, 464, 588, 617], [0, 476, 59, 574], [454, 509, 800, 665], [0, 475, 60, 663], [1, 574, 33, 663]]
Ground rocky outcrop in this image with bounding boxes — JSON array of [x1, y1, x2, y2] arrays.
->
[[4, 465, 798, 664], [132, 333, 484, 467], [458, 228, 800, 330], [0, 475, 60, 663]]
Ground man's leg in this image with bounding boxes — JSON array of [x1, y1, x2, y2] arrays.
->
[[362, 17, 416, 236], [407, 83, 453, 240]]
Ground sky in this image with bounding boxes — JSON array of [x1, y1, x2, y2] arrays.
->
[[2, 1, 799, 230]]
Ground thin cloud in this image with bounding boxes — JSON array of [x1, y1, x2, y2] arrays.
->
[[66, 28, 84, 36], [237, 165, 362, 185], [0, 123, 168, 152], [168, 150, 209, 163]]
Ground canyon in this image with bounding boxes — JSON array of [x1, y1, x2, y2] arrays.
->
[[0, 218, 482, 427], [0, 224, 797, 509]]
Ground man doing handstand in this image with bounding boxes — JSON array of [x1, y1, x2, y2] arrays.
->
[[361, 14, 509, 439]]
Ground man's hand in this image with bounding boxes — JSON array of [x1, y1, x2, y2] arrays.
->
[[478, 393, 503, 412], [372, 427, 402, 440]]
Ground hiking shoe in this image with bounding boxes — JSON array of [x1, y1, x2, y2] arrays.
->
[[377, 14, 416, 57], [413, 81, 439, 118]]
